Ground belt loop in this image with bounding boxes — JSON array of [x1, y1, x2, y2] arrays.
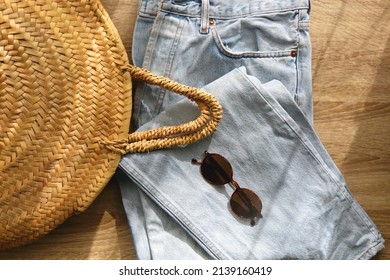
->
[[200, 0, 210, 34]]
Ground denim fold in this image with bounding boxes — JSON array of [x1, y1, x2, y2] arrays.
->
[[118, 67, 384, 259], [116, 0, 384, 259]]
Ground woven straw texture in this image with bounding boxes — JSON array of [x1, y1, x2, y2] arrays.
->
[[103, 65, 223, 154], [0, 0, 223, 250], [0, 0, 132, 250]]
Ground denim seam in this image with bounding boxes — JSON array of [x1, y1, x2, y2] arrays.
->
[[138, 12, 158, 19], [298, 7, 310, 29], [357, 239, 385, 260], [132, 11, 165, 123], [236, 68, 384, 245], [136, 186, 154, 259], [153, 18, 185, 116], [211, 28, 297, 59], [160, 7, 310, 20], [119, 162, 226, 260], [294, 11, 301, 102], [350, 200, 385, 245], [200, 0, 210, 34], [298, 20, 310, 29], [139, 0, 162, 17], [117, 170, 154, 259]]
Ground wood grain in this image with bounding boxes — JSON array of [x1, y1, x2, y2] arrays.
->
[[311, 0, 390, 260], [0, 0, 388, 259]]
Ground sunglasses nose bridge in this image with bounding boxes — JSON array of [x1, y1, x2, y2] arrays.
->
[[230, 179, 241, 190]]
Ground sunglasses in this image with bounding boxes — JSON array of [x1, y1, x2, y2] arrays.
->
[[192, 151, 263, 226]]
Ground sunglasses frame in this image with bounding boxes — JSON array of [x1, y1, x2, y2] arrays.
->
[[192, 150, 263, 226]]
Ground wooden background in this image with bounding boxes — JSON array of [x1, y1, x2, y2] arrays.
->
[[0, 0, 388, 260]]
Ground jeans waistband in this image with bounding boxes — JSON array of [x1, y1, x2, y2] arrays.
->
[[139, 0, 310, 18]]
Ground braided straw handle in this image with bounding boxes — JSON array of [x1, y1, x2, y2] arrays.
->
[[101, 65, 223, 154]]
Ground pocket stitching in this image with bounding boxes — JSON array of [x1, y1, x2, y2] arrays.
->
[[211, 19, 299, 59]]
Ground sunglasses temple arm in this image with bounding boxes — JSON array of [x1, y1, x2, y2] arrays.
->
[[191, 159, 202, 165]]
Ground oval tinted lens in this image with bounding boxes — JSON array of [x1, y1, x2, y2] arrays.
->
[[200, 153, 232, 185], [230, 188, 262, 219]]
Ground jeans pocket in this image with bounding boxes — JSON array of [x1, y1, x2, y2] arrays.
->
[[211, 10, 299, 59]]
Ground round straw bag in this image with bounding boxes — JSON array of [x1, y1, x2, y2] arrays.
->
[[0, 0, 222, 250]]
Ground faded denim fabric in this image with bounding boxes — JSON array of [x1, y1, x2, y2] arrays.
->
[[116, 0, 384, 259], [118, 67, 384, 259], [131, 0, 313, 126]]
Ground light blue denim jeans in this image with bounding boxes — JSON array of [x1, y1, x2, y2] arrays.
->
[[116, 0, 384, 259], [131, 0, 313, 126], [118, 67, 384, 259]]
